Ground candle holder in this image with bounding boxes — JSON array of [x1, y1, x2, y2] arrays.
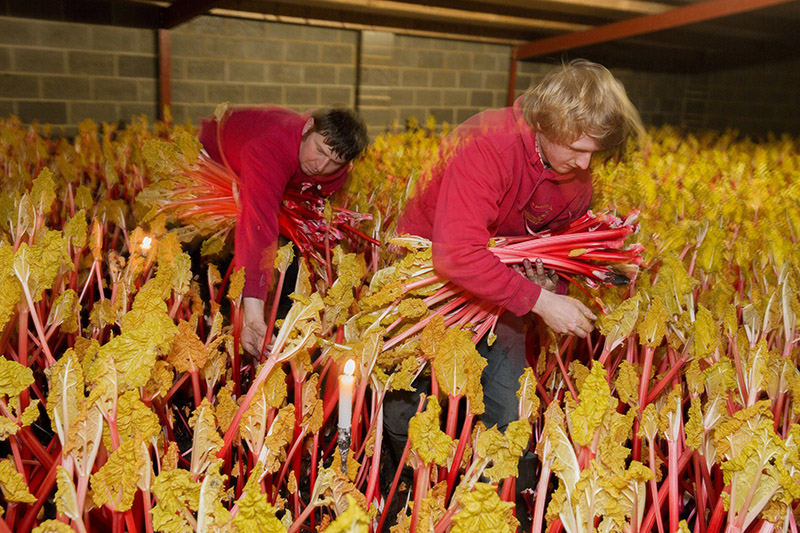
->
[[337, 426, 352, 476]]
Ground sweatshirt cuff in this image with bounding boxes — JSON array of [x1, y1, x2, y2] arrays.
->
[[505, 280, 542, 317]]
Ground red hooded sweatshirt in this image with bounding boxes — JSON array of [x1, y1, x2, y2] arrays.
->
[[397, 97, 592, 317], [199, 106, 348, 300]]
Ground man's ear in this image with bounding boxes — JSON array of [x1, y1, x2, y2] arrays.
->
[[302, 117, 315, 136]]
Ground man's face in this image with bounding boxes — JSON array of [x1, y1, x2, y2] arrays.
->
[[298, 119, 347, 177], [537, 131, 602, 175]]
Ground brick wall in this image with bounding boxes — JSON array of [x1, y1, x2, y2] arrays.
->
[[168, 16, 358, 126], [359, 31, 510, 136], [0, 16, 157, 134], [703, 58, 800, 136], [515, 58, 800, 138], [0, 12, 798, 138]]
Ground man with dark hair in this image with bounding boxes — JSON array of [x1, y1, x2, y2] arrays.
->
[[199, 105, 368, 356]]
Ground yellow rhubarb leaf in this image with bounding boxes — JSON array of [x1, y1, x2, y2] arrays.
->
[[197, 460, 232, 532], [388, 355, 421, 392], [226, 266, 246, 302], [240, 376, 274, 453], [144, 359, 173, 400], [0, 459, 36, 504], [0, 245, 21, 332], [168, 319, 208, 373], [685, 398, 704, 451], [63, 209, 88, 249], [272, 292, 324, 360], [636, 296, 669, 348], [658, 385, 684, 443], [451, 482, 517, 533], [215, 381, 238, 435], [302, 373, 324, 435], [32, 520, 75, 533], [47, 288, 80, 334], [324, 252, 366, 329], [397, 298, 428, 319], [151, 468, 200, 533], [569, 362, 614, 447], [90, 437, 144, 511], [538, 401, 580, 490], [263, 364, 288, 408], [691, 304, 718, 359], [649, 254, 698, 316], [114, 389, 160, 445], [46, 349, 84, 442], [597, 294, 640, 354], [408, 396, 453, 466], [517, 367, 540, 422], [428, 326, 487, 415], [55, 465, 81, 522], [260, 405, 296, 474], [614, 360, 640, 407], [477, 419, 532, 482], [0, 356, 34, 398], [106, 282, 177, 390], [233, 465, 287, 533], [294, 257, 313, 299], [188, 398, 224, 476], [274, 241, 295, 272], [30, 168, 57, 215], [63, 404, 104, 478]]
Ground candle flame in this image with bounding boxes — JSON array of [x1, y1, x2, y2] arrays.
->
[[344, 359, 355, 376], [141, 236, 153, 251]]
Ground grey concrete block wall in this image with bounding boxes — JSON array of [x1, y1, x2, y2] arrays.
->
[[1, 11, 798, 139], [359, 31, 511, 136], [0, 16, 157, 135], [168, 16, 358, 125], [514, 59, 800, 137]]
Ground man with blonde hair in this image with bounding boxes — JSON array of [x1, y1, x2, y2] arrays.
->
[[385, 58, 644, 524]]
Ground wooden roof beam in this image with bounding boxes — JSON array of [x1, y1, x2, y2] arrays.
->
[[162, 0, 224, 29], [514, 0, 797, 59]]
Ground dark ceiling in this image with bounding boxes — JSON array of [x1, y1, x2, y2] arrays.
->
[[143, 0, 800, 72]]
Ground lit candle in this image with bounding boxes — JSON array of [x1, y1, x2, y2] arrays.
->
[[338, 359, 356, 430]]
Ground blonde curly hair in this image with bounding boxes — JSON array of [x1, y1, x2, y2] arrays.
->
[[522, 59, 645, 150]]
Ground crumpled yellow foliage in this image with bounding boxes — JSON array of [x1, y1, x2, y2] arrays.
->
[[408, 396, 454, 467]]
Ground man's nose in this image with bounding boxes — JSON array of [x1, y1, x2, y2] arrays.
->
[[576, 153, 592, 170]]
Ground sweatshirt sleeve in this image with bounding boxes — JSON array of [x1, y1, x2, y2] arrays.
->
[[235, 140, 294, 300], [431, 140, 542, 317]]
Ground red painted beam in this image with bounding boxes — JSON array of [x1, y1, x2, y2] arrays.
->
[[514, 0, 795, 59]]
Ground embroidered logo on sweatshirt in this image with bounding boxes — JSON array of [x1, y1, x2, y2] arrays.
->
[[523, 202, 552, 228]]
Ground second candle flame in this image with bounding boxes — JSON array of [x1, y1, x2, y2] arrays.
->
[[344, 359, 355, 376]]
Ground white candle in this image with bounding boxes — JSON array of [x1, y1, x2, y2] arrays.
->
[[338, 359, 356, 429]]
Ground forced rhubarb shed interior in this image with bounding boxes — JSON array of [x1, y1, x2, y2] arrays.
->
[[1, 1, 800, 532]]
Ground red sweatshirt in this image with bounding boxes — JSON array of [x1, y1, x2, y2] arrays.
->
[[199, 106, 348, 300], [397, 97, 592, 317]]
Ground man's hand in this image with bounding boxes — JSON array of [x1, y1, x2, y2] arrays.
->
[[514, 258, 559, 293], [532, 289, 596, 338], [241, 297, 269, 358]]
